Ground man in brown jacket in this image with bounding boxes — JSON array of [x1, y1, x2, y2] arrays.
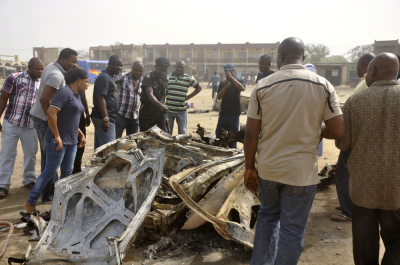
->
[[336, 52, 400, 264]]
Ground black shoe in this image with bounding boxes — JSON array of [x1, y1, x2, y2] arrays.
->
[[25, 182, 36, 190], [0, 187, 9, 197]]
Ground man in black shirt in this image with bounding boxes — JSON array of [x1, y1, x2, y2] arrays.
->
[[139, 57, 170, 132], [91, 55, 122, 149], [216, 64, 246, 148], [256, 54, 275, 84]]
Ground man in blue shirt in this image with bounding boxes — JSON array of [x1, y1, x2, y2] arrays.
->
[[207, 72, 220, 99], [256, 54, 275, 84], [91, 55, 122, 149]]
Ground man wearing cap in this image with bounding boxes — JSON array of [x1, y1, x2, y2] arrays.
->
[[216, 64, 246, 148], [139, 57, 170, 132]]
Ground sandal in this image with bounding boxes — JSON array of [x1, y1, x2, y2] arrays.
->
[[331, 214, 352, 222]]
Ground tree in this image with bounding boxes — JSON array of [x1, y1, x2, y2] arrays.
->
[[345, 44, 373, 63], [114, 41, 123, 46], [76, 48, 90, 60], [304, 44, 330, 63], [323, 55, 347, 63]]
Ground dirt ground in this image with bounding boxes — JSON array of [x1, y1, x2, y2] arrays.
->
[[0, 81, 384, 264]]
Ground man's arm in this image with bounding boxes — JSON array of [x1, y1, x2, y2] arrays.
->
[[321, 115, 345, 139], [231, 78, 245, 91], [144, 86, 169, 114], [0, 91, 10, 132], [96, 94, 110, 132], [244, 117, 261, 194], [40, 85, 57, 116], [185, 83, 202, 101], [217, 81, 229, 100], [335, 100, 352, 151], [82, 92, 91, 126]]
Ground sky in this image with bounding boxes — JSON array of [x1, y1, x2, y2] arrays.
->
[[0, 0, 399, 61]]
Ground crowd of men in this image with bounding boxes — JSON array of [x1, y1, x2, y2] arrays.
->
[[1, 37, 400, 264]]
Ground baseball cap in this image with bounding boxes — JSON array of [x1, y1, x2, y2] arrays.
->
[[224, 63, 235, 71]]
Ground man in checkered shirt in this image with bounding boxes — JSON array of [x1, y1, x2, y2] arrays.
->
[[115, 61, 144, 138], [0, 58, 44, 197]]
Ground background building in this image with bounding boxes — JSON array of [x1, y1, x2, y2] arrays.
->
[[143, 42, 280, 82], [373, 40, 400, 55], [89, 44, 144, 69], [33, 47, 59, 65], [0, 55, 28, 77]]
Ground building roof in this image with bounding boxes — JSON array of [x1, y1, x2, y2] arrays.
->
[[143, 42, 280, 50]]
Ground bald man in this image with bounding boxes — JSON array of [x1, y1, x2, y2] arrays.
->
[[331, 53, 375, 223], [0, 58, 44, 197], [245, 37, 344, 264], [115, 61, 144, 138], [336, 53, 400, 264], [91, 55, 122, 148]]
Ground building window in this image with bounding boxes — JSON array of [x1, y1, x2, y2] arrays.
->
[[253, 52, 262, 59], [224, 52, 233, 59], [172, 52, 179, 60], [211, 53, 218, 59], [332, 69, 339, 77], [238, 52, 246, 59], [198, 52, 205, 60], [185, 52, 192, 62]]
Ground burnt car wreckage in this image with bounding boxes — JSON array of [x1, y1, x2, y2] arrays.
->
[[6, 125, 336, 264]]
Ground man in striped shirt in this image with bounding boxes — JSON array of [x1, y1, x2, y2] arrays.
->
[[166, 60, 202, 134], [0, 58, 44, 197]]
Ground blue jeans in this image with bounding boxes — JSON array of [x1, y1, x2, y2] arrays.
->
[[251, 179, 317, 265], [27, 141, 77, 206], [115, 114, 139, 139], [92, 118, 116, 149], [216, 114, 239, 148], [335, 149, 352, 217], [31, 115, 55, 202], [166, 112, 187, 135]]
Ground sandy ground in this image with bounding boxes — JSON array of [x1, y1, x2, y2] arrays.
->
[[0, 81, 384, 264]]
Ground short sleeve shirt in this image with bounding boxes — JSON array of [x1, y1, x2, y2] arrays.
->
[[140, 71, 168, 109], [166, 73, 197, 112], [45, 86, 85, 145], [30, 61, 66, 121], [256, 70, 275, 84], [210, 75, 220, 86], [91, 70, 118, 123], [247, 64, 342, 186], [217, 78, 246, 116]]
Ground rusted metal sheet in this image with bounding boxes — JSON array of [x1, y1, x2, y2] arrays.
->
[[182, 164, 245, 230], [170, 162, 260, 248], [24, 148, 165, 264]]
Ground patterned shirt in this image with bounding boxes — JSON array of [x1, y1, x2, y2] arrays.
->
[[1, 71, 39, 128], [336, 80, 400, 210], [166, 73, 197, 112], [115, 72, 142, 119]]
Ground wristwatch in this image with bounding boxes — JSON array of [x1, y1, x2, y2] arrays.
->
[[103, 117, 109, 122]]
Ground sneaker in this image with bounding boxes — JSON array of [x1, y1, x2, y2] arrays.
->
[[0, 188, 9, 197], [25, 182, 36, 190]]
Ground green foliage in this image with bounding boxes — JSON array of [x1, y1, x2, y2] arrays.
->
[[323, 55, 347, 63], [304, 44, 330, 63], [345, 44, 373, 63]]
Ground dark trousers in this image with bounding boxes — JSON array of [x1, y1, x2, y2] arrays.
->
[[212, 86, 218, 99], [335, 149, 353, 217], [216, 114, 239, 148], [116, 114, 139, 138], [353, 203, 400, 265], [72, 114, 86, 175], [139, 107, 166, 132]]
